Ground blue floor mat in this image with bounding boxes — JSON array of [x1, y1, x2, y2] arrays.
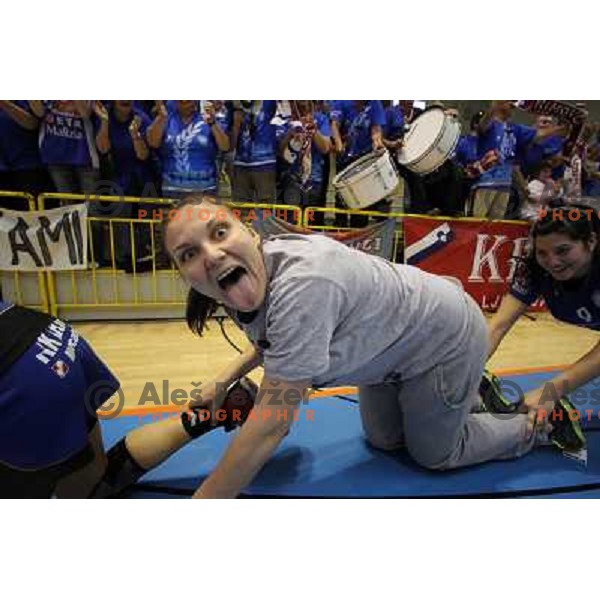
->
[[102, 371, 600, 499]]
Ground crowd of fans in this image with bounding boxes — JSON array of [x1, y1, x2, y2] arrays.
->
[[1, 99, 599, 237]]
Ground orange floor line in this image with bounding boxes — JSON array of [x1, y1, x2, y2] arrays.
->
[[100, 369, 566, 419]]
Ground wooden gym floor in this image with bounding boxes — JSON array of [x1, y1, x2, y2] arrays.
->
[[75, 312, 598, 410]]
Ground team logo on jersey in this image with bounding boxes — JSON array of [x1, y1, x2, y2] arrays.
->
[[52, 360, 70, 378]]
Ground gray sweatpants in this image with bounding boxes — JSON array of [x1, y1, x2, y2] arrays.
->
[[358, 296, 537, 470]]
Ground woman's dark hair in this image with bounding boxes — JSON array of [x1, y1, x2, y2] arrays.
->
[[161, 193, 223, 337], [530, 160, 553, 180], [470, 111, 484, 131], [519, 204, 600, 288]]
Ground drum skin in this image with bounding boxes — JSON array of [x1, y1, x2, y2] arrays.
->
[[397, 108, 461, 175], [333, 149, 399, 209]]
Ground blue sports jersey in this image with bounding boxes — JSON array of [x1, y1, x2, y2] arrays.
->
[[383, 104, 405, 140], [0, 101, 43, 171], [475, 120, 536, 189], [331, 100, 386, 162], [161, 108, 226, 194], [329, 100, 356, 126], [275, 112, 331, 184], [454, 134, 479, 167], [519, 135, 564, 175], [510, 261, 600, 331], [478, 120, 536, 163], [106, 106, 154, 194], [234, 100, 277, 169], [38, 101, 100, 169], [0, 312, 119, 470]]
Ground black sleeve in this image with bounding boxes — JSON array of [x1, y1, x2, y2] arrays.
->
[[0, 306, 54, 375], [509, 259, 540, 306]]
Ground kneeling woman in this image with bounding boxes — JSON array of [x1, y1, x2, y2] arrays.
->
[[488, 205, 600, 435], [163, 195, 581, 499]]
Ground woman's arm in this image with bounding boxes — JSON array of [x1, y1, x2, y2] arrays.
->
[[129, 116, 150, 161], [209, 122, 230, 152], [522, 338, 600, 433], [146, 101, 168, 149], [203, 102, 229, 152], [229, 108, 243, 154], [193, 375, 310, 498], [487, 294, 529, 360], [94, 102, 111, 154], [313, 127, 331, 154], [330, 119, 344, 155], [0, 101, 39, 130], [539, 339, 600, 400], [370, 124, 384, 150], [216, 344, 263, 386], [533, 123, 569, 144], [28, 100, 46, 119], [74, 101, 93, 119]]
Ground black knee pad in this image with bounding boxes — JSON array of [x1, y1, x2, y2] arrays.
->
[[87, 438, 147, 499]]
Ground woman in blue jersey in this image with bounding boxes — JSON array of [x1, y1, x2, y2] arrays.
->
[[488, 205, 600, 433], [147, 101, 230, 200], [28, 101, 100, 195], [230, 100, 279, 202]]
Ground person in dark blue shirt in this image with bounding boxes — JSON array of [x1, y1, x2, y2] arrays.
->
[[0, 301, 256, 498], [329, 100, 387, 227], [382, 101, 405, 152], [519, 116, 566, 178], [474, 101, 568, 218], [29, 101, 101, 195], [95, 101, 156, 196], [94, 101, 159, 271], [230, 101, 278, 202], [147, 101, 230, 201], [0, 101, 52, 207], [330, 100, 385, 168], [488, 205, 600, 433], [275, 100, 331, 219]]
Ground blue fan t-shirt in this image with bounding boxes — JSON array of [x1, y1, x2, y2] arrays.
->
[[344, 101, 386, 160], [106, 106, 154, 194], [161, 109, 227, 194], [234, 100, 278, 170], [519, 135, 564, 176], [454, 134, 479, 167], [38, 101, 100, 169], [476, 120, 536, 188], [383, 104, 405, 140]]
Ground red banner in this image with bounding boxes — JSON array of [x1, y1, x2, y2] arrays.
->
[[403, 216, 545, 312]]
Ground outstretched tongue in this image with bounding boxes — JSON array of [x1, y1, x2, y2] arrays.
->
[[224, 272, 255, 309]]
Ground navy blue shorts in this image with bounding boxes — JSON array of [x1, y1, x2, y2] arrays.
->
[[0, 323, 120, 473]]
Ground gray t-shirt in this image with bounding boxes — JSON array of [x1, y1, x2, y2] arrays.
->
[[230, 234, 479, 386]]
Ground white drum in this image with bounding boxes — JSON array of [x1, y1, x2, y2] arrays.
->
[[333, 149, 399, 210], [397, 108, 461, 175]]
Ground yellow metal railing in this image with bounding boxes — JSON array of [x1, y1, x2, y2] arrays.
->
[[38, 193, 180, 316], [3, 188, 528, 317], [0, 191, 49, 312]]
